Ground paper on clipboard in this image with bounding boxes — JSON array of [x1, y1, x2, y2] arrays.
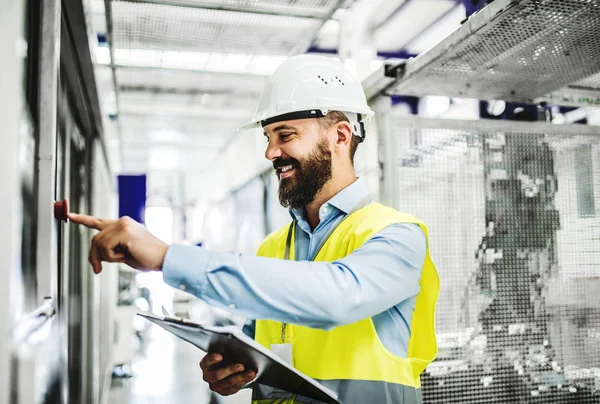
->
[[138, 313, 340, 404]]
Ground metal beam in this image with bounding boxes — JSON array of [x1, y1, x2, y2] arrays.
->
[[119, 84, 260, 99], [307, 46, 418, 59], [362, 62, 406, 101], [104, 0, 125, 166], [36, 0, 61, 303], [106, 62, 273, 78], [400, 3, 464, 52], [61, 0, 114, 178], [61, 0, 105, 143], [290, 0, 348, 55], [373, 97, 400, 209], [389, 114, 600, 136], [373, 0, 412, 31], [32, 2, 62, 400], [109, 0, 327, 19]]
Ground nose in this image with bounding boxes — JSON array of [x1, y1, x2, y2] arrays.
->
[[265, 137, 282, 161]]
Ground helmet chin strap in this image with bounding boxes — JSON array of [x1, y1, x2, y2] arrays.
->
[[344, 112, 366, 143]]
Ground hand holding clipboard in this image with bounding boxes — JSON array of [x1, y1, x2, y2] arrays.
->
[[139, 312, 340, 404]]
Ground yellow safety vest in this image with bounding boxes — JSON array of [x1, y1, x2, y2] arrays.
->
[[252, 203, 439, 404]]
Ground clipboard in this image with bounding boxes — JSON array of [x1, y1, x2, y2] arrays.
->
[[138, 313, 340, 404]]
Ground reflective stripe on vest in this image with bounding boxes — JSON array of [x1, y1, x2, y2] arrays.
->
[[253, 203, 440, 404], [252, 379, 423, 404]]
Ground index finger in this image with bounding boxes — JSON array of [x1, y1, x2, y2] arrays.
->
[[68, 212, 108, 230], [200, 353, 223, 369]]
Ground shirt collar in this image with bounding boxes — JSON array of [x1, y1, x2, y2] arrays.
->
[[289, 177, 369, 221]]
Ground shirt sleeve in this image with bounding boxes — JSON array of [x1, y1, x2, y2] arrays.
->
[[162, 223, 426, 330]]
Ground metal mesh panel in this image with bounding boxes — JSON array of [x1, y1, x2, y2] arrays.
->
[[144, 0, 342, 18], [115, 67, 266, 95], [389, 0, 600, 102], [111, 1, 320, 56], [538, 73, 600, 107], [572, 73, 600, 91], [392, 116, 600, 403]]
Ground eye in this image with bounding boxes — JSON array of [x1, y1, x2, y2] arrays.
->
[[280, 132, 295, 140]]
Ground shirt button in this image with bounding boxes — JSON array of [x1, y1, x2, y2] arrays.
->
[[322, 207, 328, 214], [228, 304, 236, 310], [179, 284, 186, 291]]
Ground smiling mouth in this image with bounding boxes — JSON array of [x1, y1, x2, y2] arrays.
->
[[277, 164, 295, 180]]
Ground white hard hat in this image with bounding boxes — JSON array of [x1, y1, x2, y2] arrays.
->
[[239, 55, 374, 133]]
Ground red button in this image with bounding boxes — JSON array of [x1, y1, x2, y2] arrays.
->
[[54, 199, 69, 222]]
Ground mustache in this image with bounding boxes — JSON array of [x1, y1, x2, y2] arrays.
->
[[273, 158, 299, 170]]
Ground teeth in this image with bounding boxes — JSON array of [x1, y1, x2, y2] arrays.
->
[[280, 165, 293, 173]]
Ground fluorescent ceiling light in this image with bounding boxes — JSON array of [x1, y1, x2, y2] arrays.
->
[[98, 47, 287, 76]]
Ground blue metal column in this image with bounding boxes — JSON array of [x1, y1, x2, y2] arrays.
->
[[117, 175, 147, 224], [462, 0, 490, 17]]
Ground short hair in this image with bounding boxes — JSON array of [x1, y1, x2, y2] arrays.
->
[[318, 111, 360, 163]]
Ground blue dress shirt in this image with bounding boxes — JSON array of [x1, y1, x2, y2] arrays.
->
[[162, 178, 426, 357]]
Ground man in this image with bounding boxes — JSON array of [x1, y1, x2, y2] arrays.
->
[[70, 55, 439, 403]]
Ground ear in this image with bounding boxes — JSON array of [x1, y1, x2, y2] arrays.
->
[[334, 121, 353, 153]]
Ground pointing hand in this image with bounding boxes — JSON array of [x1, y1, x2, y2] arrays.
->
[[69, 213, 168, 274]]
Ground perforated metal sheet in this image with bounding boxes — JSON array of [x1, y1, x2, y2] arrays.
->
[[388, 0, 600, 102], [129, 0, 344, 18], [536, 73, 600, 107], [572, 72, 600, 91], [392, 115, 600, 403], [110, 1, 321, 57]]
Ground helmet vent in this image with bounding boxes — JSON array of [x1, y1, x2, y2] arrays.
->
[[317, 74, 345, 85]]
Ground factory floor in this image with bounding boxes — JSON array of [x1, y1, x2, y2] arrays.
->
[[108, 323, 251, 404]]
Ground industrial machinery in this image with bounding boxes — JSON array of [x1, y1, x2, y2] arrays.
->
[[1, 1, 117, 403]]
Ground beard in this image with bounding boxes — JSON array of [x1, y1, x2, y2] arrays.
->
[[275, 137, 333, 210]]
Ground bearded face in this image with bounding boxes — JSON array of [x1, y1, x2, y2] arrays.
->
[[273, 135, 333, 210]]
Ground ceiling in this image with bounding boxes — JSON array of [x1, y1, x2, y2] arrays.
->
[[87, 0, 465, 200]]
